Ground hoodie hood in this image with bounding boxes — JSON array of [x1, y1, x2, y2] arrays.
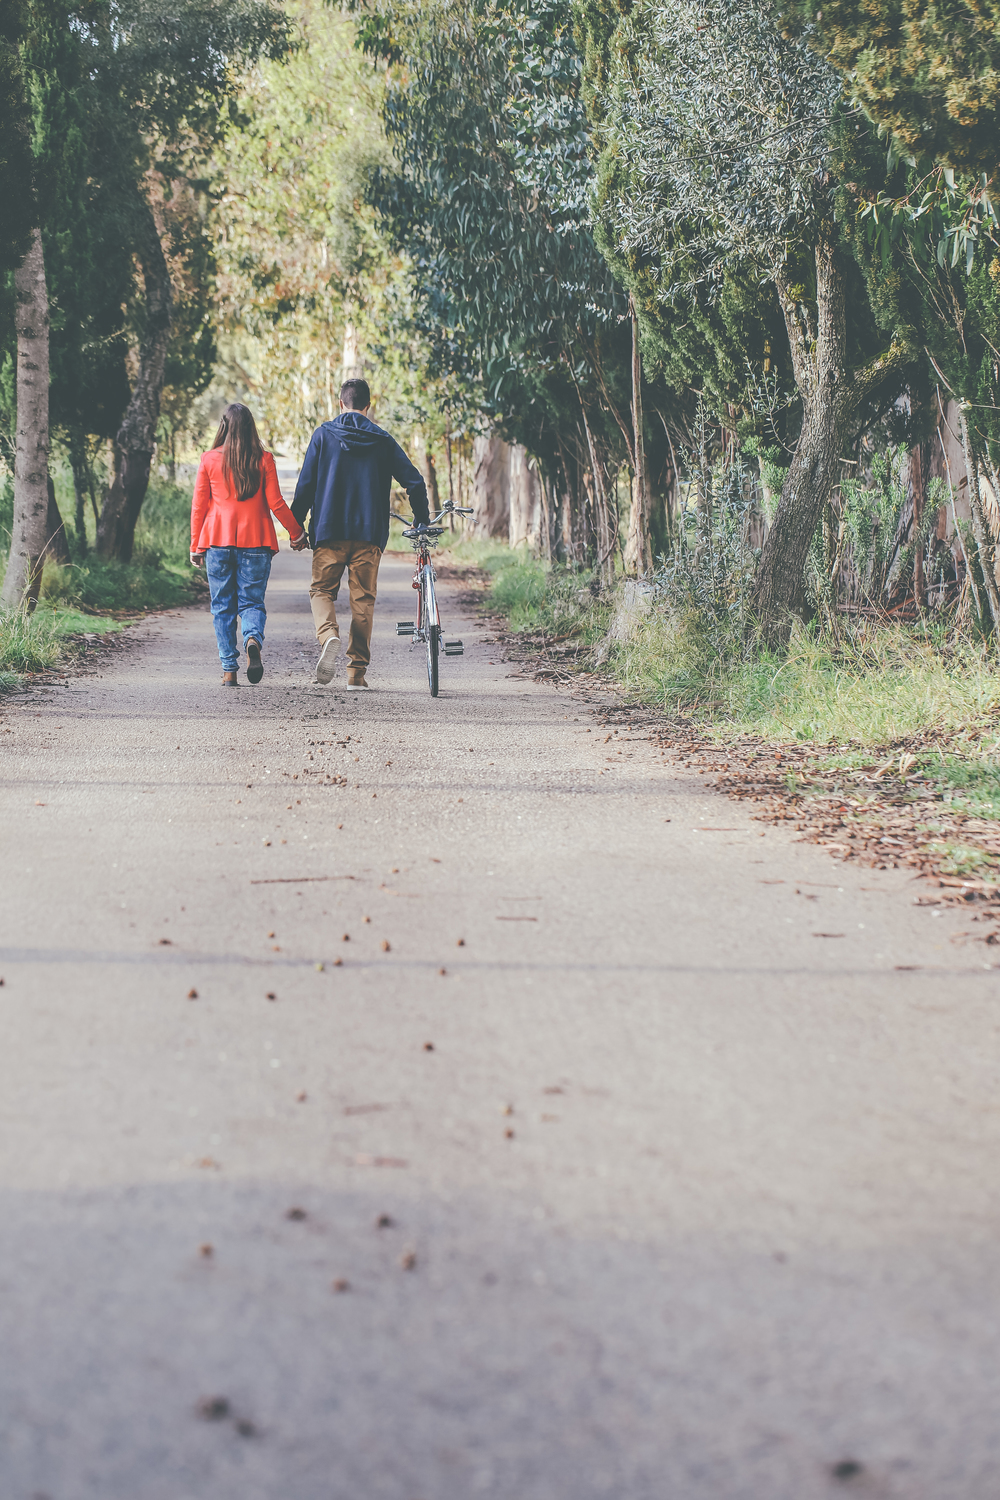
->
[[327, 412, 387, 453]]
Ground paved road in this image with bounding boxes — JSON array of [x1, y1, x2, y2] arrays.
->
[[1, 548, 997, 1500]]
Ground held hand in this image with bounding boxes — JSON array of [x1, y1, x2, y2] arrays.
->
[[290, 533, 309, 552], [190, 551, 206, 568]]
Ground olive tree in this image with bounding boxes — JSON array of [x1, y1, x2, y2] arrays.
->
[[592, 0, 914, 643]]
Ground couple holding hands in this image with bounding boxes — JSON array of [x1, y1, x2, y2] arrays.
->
[[189, 378, 429, 689]]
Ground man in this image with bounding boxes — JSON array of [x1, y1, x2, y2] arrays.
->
[[291, 378, 430, 689]]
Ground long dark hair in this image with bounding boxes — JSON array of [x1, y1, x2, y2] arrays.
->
[[212, 403, 264, 501]]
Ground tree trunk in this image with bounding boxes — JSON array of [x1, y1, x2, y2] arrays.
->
[[907, 437, 927, 610], [471, 432, 511, 538], [579, 404, 614, 588], [624, 298, 653, 575], [751, 236, 852, 648], [342, 320, 363, 381], [42, 476, 70, 565], [70, 434, 90, 557], [508, 445, 544, 551], [957, 408, 1000, 630], [95, 196, 172, 562], [0, 227, 50, 612], [425, 451, 441, 513]]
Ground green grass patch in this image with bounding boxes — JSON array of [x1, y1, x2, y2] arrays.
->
[[480, 553, 1000, 752], [0, 603, 120, 687]]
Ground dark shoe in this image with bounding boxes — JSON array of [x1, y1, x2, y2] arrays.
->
[[222, 670, 239, 687], [246, 639, 263, 684]]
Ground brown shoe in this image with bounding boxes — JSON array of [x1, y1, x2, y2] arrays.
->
[[222, 670, 239, 687]]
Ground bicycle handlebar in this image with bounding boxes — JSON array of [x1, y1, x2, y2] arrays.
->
[[391, 502, 474, 526]]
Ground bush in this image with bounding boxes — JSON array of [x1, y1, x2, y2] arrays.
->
[[42, 556, 194, 612]]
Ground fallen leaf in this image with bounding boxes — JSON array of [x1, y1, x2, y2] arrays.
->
[[400, 1249, 417, 1270], [504, 1127, 515, 1139], [438, 967, 447, 975], [235, 1420, 257, 1438], [199, 1243, 213, 1258], [196, 1396, 230, 1422], [381, 939, 391, 952], [187, 988, 198, 1000], [423, 1041, 434, 1051], [332, 1278, 350, 1293], [266, 992, 276, 1001], [501, 1104, 514, 1116], [376, 1214, 394, 1228], [813, 932, 845, 938], [296, 1090, 308, 1102], [456, 937, 465, 946], [158, 937, 172, 945], [286, 1207, 307, 1221]]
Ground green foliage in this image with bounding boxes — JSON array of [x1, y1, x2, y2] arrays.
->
[[357, 0, 646, 499], [0, 0, 34, 271], [211, 0, 407, 448], [784, 0, 1000, 176], [586, 0, 843, 285]]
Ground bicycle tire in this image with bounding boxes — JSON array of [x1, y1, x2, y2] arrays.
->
[[426, 624, 440, 696]]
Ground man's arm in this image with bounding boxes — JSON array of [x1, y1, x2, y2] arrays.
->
[[390, 442, 430, 525], [291, 430, 321, 531]]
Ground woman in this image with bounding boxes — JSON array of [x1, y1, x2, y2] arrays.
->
[[190, 403, 307, 685]]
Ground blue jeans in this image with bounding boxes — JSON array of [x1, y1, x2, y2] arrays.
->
[[205, 547, 272, 670]]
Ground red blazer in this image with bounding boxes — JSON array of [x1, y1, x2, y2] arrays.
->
[[190, 449, 305, 553]]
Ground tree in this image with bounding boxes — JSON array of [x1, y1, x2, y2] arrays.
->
[[0, 0, 33, 273], [584, 0, 915, 643], [783, 0, 1000, 176], [90, 0, 291, 560], [0, 226, 48, 608], [212, 0, 400, 450], [359, 0, 677, 573]]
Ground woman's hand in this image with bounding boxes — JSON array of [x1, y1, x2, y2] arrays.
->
[[290, 533, 309, 552], [190, 550, 206, 568]]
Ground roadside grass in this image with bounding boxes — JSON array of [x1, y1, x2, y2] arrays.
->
[[40, 476, 198, 613], [0, 475, 194, 687], [0, 604, 120, 688], [476, 551, 1000, 749]]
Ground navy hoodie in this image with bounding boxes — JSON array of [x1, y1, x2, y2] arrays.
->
[[291, 412, 430, 550]]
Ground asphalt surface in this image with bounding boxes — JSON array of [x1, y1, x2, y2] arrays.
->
[[1, 547, 998, 1500]]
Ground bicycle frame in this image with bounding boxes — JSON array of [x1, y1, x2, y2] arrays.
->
[[393, 501, 471, 696]]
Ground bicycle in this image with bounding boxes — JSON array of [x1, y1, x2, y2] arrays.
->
[[393, 501, 473, 696]]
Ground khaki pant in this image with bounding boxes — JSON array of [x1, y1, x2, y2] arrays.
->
[[309, 542, 382, 681]]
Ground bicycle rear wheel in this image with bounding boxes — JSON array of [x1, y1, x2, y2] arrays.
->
[[426, 624, 440, 696]]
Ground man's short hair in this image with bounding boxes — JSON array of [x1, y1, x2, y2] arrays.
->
[[340, 378, 371, 410]]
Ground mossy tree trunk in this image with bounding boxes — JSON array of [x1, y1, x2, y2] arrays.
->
[[95, 197, 172, 563], [751, 233, 912, 648]]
